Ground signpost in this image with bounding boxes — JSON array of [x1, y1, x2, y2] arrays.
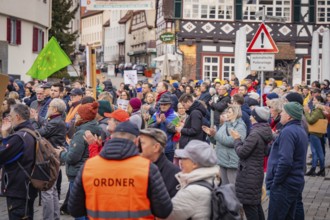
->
[[247, 20, 279, 106]]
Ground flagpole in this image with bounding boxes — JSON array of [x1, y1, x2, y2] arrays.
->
[[70, 64, 80, 77]]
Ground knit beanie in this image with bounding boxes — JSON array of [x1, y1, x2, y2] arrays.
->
[[266, 92, 279, 100], [172, 82, 179, 89], [252, 106, 270, 123], [285, 92, 304, 105], [283, 102, 303, 120], [129, 98, 142, 112], [78, 101, 99, 121], [98, 100, 112, 117]]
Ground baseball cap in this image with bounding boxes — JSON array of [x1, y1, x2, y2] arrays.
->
[[104, 109, 129, 122], [41, 82, 52, 88], [139, 128, 167, 148], [70, 88, 84, 96], [175, 140, 218, 167], [114, 121, 139, 136]]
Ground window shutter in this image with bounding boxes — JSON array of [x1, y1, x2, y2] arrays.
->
[[42, 31, 44, 49], [309, 0, 315, 23], [174, 0, 182, 18], [32, 27, 38, 52], [236, 0, 242, 21], [7, 18, 11, 43], [16, 20, 21, 45], [293, 0, 301, 22]]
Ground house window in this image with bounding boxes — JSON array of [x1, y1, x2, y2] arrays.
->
[[7, 18, 21, 45], [203, 56, 219, 82], [33, 27, 44, 53], [222, 57, 235, 80], [317, 0, 330, 22], [305, 59, 312, 86], [242, 0, 291, 22], [183, 0, 234, 20]]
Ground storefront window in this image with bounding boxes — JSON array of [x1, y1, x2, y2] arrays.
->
[[222, 57, 235, 80], [203, 56, 219, 81]]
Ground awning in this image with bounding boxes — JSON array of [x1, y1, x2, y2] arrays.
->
[[127, 50, 146, 56], [275, 44, 296, 60], [153, 53, 182, 62]]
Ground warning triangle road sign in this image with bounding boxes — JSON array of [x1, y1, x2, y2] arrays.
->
[[247, 23, 279, 53]]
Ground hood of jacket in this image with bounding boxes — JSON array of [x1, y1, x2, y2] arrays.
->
[[100, 138, 140, 160], [175, 166, 220, 188], [241, 103, 251, 115], [76, 120, 102, 134], [187, 100, 207, 116], [252, 122, 273, 143]]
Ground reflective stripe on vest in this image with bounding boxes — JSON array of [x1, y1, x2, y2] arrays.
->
[[82, 155, 152, 220], [87, 209, 151, 219]]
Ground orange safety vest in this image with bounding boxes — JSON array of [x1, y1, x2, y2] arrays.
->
[[65, 104, 81, 123], [82, 155, 154, 220]]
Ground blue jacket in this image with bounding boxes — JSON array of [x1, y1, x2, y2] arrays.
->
[[266, 120, 308, 192]]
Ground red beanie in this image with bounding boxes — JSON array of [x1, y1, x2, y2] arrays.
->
[[129, 98, 142, 112], [78, 101, 99, 121]]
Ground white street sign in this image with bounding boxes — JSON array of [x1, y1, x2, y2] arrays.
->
[[87, 0, 155, 10], [250, 54, 275, 71]]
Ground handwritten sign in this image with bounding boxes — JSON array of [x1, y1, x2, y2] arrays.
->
[[117, 99, 129, 111], [124, 70, 138, 85]]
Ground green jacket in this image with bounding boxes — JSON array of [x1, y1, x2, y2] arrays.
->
[[305, 107, 325, 137], [211, 118, 247, 169], [60, 120, 103, 181]]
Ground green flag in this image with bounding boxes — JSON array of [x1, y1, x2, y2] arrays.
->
[[27, 37, 72, 80]]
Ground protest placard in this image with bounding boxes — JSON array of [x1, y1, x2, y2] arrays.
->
[[117, 99, 129, 111], [124, 70, 138, 85]]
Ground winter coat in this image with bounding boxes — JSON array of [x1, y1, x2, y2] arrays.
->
[[241, 103, 252, 135], [212, 118, 247, 168], [36, 114, 66, 147], [198, 91, 212, 108], [266, 120, 308, 192], [68, 138, 173, 218], [130, 110, 143, 129], [149, 108, 179, 154], [234, 123, 273, 205], [38, 96, 51, 118], [60, 120, 103, 181], [305, 107, 325, 137], [179, 100, 207, 149], [0, 121, 38, 199], [155, 153, 180, 198], [98, 117, 110, 138], [210, 94, 231, 127], [166, 166, 220, 220]]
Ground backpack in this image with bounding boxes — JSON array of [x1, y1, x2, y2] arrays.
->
[[16, 128, 60, 191], [191, 180, 242, 220]]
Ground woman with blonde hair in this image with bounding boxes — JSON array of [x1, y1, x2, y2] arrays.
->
[[203, 105, 247, 185]]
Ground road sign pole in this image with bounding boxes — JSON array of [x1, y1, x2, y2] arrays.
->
[[260, 70, 264, 106]]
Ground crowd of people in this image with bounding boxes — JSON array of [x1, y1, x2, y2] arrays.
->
[[0, 72, 330, 220]]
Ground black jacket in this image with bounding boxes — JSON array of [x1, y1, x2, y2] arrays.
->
[[0, 121, 38, 199], [36, 114, 66, 147], [198, 90, 212, 108], [234, 123, 273, 205], [179, 100, 207, 149], [210, 94, 231, 127], [68, 138, 173, 218], [155, 153, 180, 198]]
